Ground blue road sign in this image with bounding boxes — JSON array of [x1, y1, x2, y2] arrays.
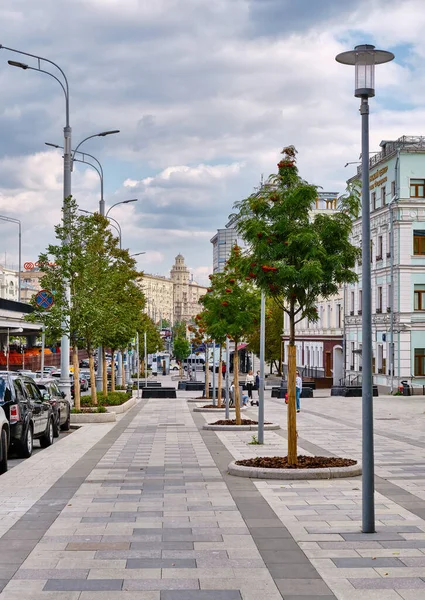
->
[[35, 289, 55, 310]]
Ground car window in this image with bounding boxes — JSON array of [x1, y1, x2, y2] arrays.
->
[[0, 377, 12, 404], [24, 381, 43, 401], [13, 379, 27, 403], [52, 383, 61, 396]]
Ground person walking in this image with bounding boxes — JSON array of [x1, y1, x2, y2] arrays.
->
[[245, 370, 254, 400], [296, 370, 302, 413]]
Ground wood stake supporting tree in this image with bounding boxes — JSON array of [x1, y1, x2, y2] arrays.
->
[[233, 145, 360, 464], [217, 345, 223, 408]]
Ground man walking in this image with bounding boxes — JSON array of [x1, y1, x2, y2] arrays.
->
[[296, 370, 302, 413]]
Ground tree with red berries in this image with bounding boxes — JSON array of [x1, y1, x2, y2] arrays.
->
[[199, 247, 260, 424], [232, 146, 360, 464]]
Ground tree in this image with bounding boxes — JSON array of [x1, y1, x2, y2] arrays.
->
[[137, 313, 164, 375], [200, 247, 260, 423], [173, 336, 190, 379], [173, 321, 187, 340], [232, 146, 360, 463]]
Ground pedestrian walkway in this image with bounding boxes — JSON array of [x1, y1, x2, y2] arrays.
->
[[1, 391, 425, 599]]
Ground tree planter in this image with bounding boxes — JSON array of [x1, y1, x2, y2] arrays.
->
[[228, 456, 361, 480], [71, 412, 116, 424], [203, 421, 280, 431], [105, 397, 136, 414], [193, 406, 247, 413]]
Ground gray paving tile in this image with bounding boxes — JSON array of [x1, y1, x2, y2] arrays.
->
[[260, 550, 309, 564], [127, 558, 196, 568], [14, 568, 89, 579], [332, 557, 405, 568], [275, 578, 333, 595], [248, 527, 292, 539], [268, 563, 321, 579], [160, 592, 242, 599], [44, 579, 123, 591], [131, 542, 194, 551], [341, 532, 404, 541], [255, 538, 300, 551], [124, 579, 200, 591], [349, 577, 425, 589]]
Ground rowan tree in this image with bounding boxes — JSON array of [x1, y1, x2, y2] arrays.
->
[[232, 146, 360, 463]]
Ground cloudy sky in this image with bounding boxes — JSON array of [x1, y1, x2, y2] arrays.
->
[[0, 0, 424, 285]]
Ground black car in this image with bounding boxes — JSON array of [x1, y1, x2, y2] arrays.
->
[[35, 378, 71, 437], [0, 372, 55, 458]]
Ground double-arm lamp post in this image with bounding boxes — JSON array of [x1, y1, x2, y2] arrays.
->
[[336, 44, 394, 534]]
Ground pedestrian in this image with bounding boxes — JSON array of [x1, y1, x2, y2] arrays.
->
[[296, 370, 302, 413], [245, 370, 254, 399], [251, 370, 260, 406], [222, 362, 226, 375]]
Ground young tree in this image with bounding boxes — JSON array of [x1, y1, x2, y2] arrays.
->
[[200, 247, 260, 424], [232, 146, 360, 464], [245, 298, 284, 374], [173, 336, 190, 379], [137, 313, 164, 376]]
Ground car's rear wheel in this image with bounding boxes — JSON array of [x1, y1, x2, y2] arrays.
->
[[40, 418, 54, 448], [18, 424, 33, 458], [0, 428, 8, 474], [60, 407, 70, 431]]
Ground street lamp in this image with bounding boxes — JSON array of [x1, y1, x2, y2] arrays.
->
[[336, 44, 394, 534], [0, 216, 21, 302], [1, 43, 72, 399], [106, 199, 138, 218], [130, 252, 146, 258]]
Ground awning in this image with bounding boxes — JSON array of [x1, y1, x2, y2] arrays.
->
[[237, 343, 248, 351]]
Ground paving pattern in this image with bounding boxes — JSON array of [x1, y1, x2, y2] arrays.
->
[[1, 385, 425, 599]]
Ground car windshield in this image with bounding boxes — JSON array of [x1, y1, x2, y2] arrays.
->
[[0, 377, 11, 404]]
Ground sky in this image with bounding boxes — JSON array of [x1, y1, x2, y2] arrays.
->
[[1, 0, 425, 286]]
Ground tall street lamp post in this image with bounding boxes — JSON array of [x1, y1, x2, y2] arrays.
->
[[1, 44, 72, 399], [0, 215, 21, 301], [336, 44, 394, 534]]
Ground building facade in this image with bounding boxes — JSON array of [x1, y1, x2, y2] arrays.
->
[[0, 266, 19, 302], [345, 135, 425, 390], [211, 214, 247, 273], [140, 254, 208, 326], [20, 269, 44, 303]]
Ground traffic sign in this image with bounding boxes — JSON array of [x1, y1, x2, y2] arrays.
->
[[35, 289, 55, 310]]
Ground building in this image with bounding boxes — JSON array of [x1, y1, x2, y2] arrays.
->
[[344, 135, 425, 390], [0, 266, 19, 302], [211, 214, 247, 273], [281, 192, 344, 384], [140, 254, 208, 326], [20, 269, 44, 303]]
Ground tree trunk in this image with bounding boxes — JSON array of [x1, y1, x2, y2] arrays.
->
[[141, 359, 145, 378], [73, 344, 81, 411], [217, 345, 223, 408], [234, 344, 241, 425], [111, 349, 116, 392], [205, 349, 210, 399], [287, 311, 297, 465], [102, 347, 108, 395], [89, 352, 97, 405]]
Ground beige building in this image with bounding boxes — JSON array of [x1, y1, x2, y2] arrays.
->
[[20, 269, 44, 303], [0, 265, 19, 302], [140, 254, 208, 326]]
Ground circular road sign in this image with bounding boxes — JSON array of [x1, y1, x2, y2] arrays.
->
[[35, 289, 55, 310]]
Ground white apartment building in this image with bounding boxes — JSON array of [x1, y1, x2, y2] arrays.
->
[[0, 266, 19, 302], [345, 136, 425, 390]]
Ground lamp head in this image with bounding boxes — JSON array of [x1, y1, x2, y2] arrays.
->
[[97, 130, 120, 137], [45, 142, 61, 149], [123, 198, 138, 205], [335, 44, 394, 98], [8, 60, 29, 70]]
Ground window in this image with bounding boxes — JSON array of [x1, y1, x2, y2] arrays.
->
[[413, 231, 425, 255], [381, 186, 386, 206], [387, 284, 392, 312], [377, 235, 383, 260], [391, 180, 396, 199], [327, 304, 331, 328], [415, 348, 425, 376], [372, 191, 376, 210], [387, 231, 392, 258], [377, 286, 383, 312], [414, 285, 425, 311], [358, 289, 362, 314], [410, 179, 425, 198], [370, 239, 373, 263], [336, 304, 341, 328], [350, 291, 355, 314]]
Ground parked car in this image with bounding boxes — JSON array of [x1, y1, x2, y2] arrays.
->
[[0, 406, 9, 474], [0, 372, 55, 458], [80, 370, 91, 387], [79, 359, 90, 369], [34, 378, 71, 437]]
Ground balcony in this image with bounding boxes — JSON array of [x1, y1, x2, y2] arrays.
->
[[386, 252, 391, 258], [376, 308, 382, 314], [350, 310, 354, 316], [386, 306, 391, 313], [357, 310, 362, 315], [376, 255, 383, 262]]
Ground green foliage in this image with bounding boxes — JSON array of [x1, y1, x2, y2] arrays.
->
[[199, 246, 260, 344], [136, 312, 164, 356], [71, 406, 107, 413], [231, 146, 361, 340], [248, 434, 260, 445], [173, 321, 187, 339], [81, 391, 132, 406], [246, 297, 283, 364], [173, 336, 191, 361]]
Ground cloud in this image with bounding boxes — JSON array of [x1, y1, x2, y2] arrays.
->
[[0, 0, 424, 282]]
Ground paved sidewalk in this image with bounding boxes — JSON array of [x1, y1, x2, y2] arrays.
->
[[1, 389, 425, 599]]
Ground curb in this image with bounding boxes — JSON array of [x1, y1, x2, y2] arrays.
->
[[203, 423, 280, 431], [227, 460, 362, 480], [105, 397, 136, 414], [70, 412, 117, 424], [193, 406, 248, 413]]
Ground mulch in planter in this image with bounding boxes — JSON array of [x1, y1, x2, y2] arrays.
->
[[201, 404, 226, 409], [211, 419, 272, 426], [235, 455, 357, 470]]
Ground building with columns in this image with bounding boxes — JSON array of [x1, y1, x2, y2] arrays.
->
[[140, 254, 208, 326]]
